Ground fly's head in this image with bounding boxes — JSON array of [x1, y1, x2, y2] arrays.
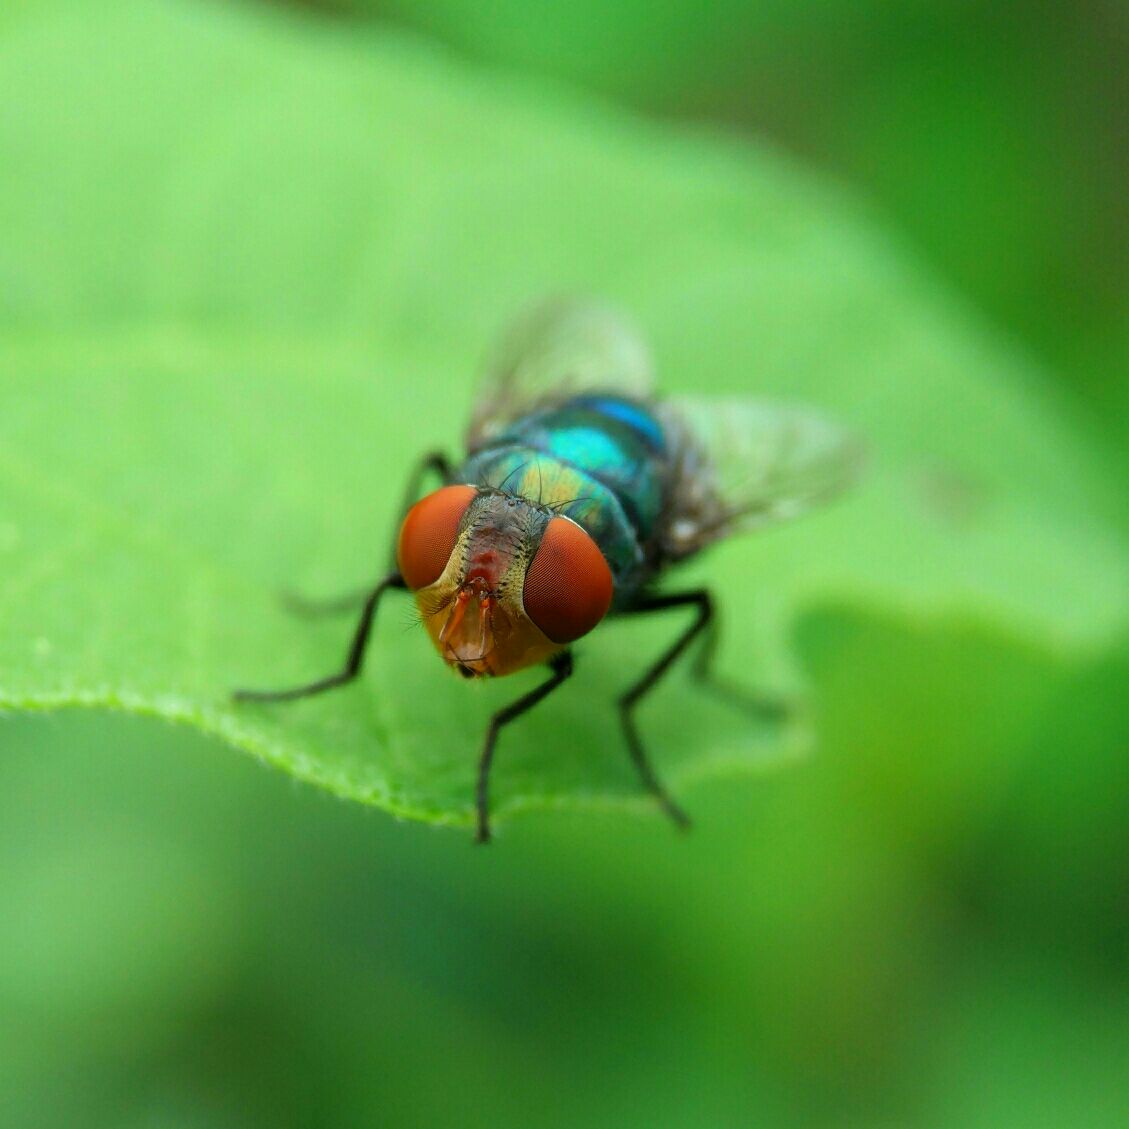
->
[[396, 485, 613, 677]]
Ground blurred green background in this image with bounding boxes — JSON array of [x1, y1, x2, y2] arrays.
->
[[3, 2, 1128, 1128], [358, 0, 1129, 431]]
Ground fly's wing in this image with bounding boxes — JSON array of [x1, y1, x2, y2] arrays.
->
[[659, 396, 865, 561], [467, 298, 655, 451]]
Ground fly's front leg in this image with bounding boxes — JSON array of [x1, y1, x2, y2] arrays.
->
[[388, 449, 453, 569], [233, 571, 406, 702], [280, 450, 453, 619], [475, 651, 574, 844]]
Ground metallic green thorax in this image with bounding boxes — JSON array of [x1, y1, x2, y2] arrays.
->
[[458, 395, 670, 606]]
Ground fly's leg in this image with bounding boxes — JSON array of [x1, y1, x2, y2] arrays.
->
[[233, 571, 406, 702], [387, 449, 454, 569], [617, 590, 718, 829], [281, 450, 453, 618], [619, 589, 794, 828], [475, 651, 573, 844], [690, 610, 792, 723], [280, 587, 376, 618]]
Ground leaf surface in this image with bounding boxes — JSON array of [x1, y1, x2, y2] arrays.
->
[[1, 1, 1124, 826]]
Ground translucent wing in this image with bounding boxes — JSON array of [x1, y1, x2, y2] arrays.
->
[[467, 298, 655, 451], [659, 396, 865, 560]]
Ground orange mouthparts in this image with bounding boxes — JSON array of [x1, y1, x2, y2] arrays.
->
[[437, 578, 497, 671], [418, 574, 561, 678]]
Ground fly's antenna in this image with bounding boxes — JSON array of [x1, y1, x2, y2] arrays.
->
[[536, 458, 544, 506]]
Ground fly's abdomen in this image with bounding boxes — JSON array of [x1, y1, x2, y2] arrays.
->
[[458, 395, 671, 602]]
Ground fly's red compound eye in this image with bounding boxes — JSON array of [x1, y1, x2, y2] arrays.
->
[[396, 485, 477, 590], [523, 517, 613, 644]]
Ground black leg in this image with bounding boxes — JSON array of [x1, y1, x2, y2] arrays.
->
[[388, 449, 453, 568], [280, 587, 375, 618], [475, 651, 573, 844], [233, 571, 406, 703], [617, 590, 717, 829], [619, 588, 793, 828], [690, 609, 792, 723], [278, 450, 453, 619]]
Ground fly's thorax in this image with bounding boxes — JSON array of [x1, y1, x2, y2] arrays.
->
[[398, 487, 614, 678]]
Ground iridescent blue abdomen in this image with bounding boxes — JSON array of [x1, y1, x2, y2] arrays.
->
[[458, 394, 670, 605]]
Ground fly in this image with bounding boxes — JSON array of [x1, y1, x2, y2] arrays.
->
[[235, 300, 863, 842]]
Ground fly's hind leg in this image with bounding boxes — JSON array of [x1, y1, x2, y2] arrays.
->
[[690, 608, 793, 723], [475, 651, 574, 844], [280, 587, 377, 618], [280, 450, 453, 619]]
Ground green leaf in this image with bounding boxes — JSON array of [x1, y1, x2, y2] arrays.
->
[[1, 0, 1125, 828]]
